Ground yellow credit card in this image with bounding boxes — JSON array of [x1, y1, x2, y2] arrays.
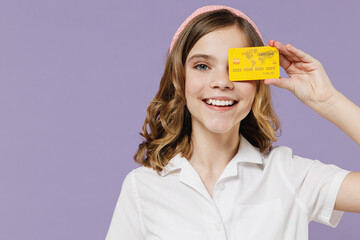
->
[[228, 46, 280, 81]]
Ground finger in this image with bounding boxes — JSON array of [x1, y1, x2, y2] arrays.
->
[[264, 77, 294, 92], [268, 40, 292, 71], [279, 52, 292, 70], [274, 41, 302, 62], [286, 44, 317, 63], [267, 39, 275, 46]]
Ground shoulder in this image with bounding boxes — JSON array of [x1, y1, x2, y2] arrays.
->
[[121, 166, 153, 186], [267, 145, 293, 159], [119, 166, 158, 197], [264, 144, 345, 186], [120, 166, 178, 204], [131, 165, 162, 178], [263, 145, 294, 165], [264, 145, 316, 171], [122, 166, 157, 182], [124, 166, 165, 189]]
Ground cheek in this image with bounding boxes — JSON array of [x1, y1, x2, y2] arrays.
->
[[185, 75, 204, 99], [236, 81, 257, 100]]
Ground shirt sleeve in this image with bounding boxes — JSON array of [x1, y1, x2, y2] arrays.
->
[[105, 170, 145, 240], [293, 155, 351, 228]]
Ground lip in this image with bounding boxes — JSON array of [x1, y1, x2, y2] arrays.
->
[[203, 96, 238, 101]]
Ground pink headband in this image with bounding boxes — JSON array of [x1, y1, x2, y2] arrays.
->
[[169, 5, 265, 52]]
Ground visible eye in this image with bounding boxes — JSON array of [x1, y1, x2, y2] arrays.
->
[[194, 64, 210, 71]]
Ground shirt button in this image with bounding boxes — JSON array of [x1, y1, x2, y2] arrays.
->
[[217, 184, 225, 190], [215, 222, 221, 231]]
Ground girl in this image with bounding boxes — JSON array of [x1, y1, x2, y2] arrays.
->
[[106, 5, 360, 240]]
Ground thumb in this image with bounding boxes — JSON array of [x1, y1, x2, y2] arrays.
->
[[264, 77, 294, 92]]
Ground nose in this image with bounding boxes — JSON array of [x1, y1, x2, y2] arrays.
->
[[209, 67, 234, 90]]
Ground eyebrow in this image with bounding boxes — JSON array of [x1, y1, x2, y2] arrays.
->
[[187, 54, 217, 63]]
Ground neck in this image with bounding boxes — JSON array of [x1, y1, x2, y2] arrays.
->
[[189, 122, 241, 176]]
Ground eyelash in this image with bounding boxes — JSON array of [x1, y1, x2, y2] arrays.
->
[[194, 63, 210, 71]]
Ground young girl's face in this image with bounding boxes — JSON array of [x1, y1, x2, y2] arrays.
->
[[184, 26, 257, 134]]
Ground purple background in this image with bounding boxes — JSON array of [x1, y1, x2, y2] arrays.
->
[[1, 0, 359, 239]]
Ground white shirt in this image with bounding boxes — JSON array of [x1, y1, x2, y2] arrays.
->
[[106, 134, 351, 240]]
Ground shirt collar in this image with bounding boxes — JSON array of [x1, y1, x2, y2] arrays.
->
[[160, 134, 263, 177]]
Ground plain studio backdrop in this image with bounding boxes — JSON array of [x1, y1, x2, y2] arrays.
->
[[1, 0, 359, 239]]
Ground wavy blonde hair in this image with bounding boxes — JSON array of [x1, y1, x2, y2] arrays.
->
[[134, 9, 280, 176]]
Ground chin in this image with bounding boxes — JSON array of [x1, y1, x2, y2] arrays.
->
[[204, 121, 238, 134]]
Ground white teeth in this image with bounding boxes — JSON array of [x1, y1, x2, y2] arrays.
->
[[205, 99, 235, 106]]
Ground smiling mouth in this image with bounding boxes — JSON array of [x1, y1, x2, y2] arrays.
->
[[203, 99, 238, 107]]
